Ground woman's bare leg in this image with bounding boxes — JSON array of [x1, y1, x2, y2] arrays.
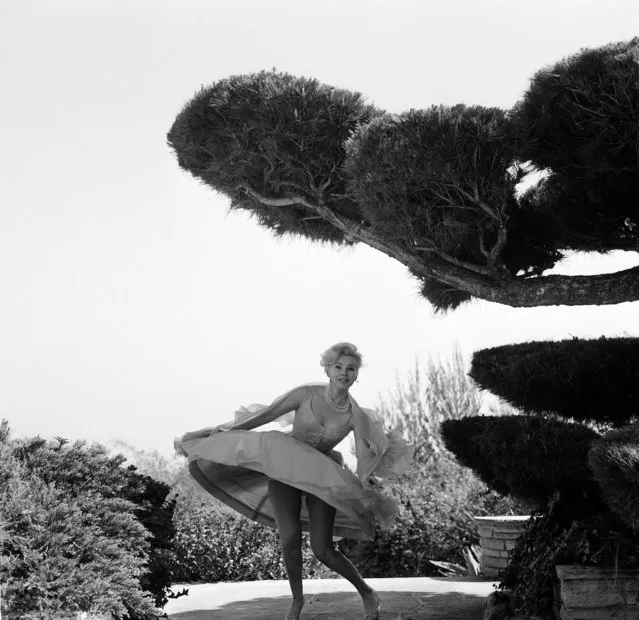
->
[[306, 494, 380, 618], [268, 479, 305, 619]]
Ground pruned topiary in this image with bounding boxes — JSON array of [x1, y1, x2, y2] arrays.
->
[[588, 424, 639, 532], [167, 70, 380, 245], [501, 500, 639, 619], [167, 40, 639, 311], [469, 337, 639, 425], [511, 38, 639, 252], [441, 415, 601, 507]]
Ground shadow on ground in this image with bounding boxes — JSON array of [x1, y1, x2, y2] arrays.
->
[[167, 588, 489, 620]]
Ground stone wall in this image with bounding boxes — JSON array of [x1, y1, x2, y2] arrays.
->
[[474, 515, 530, 577], [555, 565, 639, 620]]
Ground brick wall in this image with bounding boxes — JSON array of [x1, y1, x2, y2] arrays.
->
[[474, 515, 531, 577]]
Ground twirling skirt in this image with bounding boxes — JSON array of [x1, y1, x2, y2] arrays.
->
[[176, 430, 398, 540]]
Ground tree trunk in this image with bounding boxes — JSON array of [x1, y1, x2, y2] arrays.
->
[[323, 206, 639, 308]]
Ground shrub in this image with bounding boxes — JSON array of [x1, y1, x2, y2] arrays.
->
[[589, 424, 639, 532], [441, 415, 601, 506], [469, 338, 639, 426], [377, 346, 483, 465], [337, 459, 527, 578], [501, 501, 639, 619], [171, 500, 333, 583], [125, 470, 179, 608], [12, 436, 180, 609], [462, 336, 639, 618], [0, 432, 159, 620], [169, 459, 525, 583]]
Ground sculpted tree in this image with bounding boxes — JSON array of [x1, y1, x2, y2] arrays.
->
[[168, 37, 639, 618], [440, 338, 639, 617], [167, 38, 638, 311]]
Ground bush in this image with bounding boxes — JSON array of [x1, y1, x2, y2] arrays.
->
[[501, 501, 639, 620], [589, 424, 639, 531], [337, 459, 527, 577], [12, 436, 180, 609], [0, 431, 159, 620], [171, 500, 333, 583], [169, 458, 525, 583], [469, 338, 639, 426], [441, 415, 601, 506], [377, 346, 484, 465], [125, 470, 179, 608]]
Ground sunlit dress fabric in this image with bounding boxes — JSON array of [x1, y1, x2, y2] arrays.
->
[[174, 384, 414, 540]]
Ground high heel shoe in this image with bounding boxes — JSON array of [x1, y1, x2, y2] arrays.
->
[[363, 589, 381, 619]]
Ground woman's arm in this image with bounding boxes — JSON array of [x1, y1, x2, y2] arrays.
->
[[227, 385, 308, 431]]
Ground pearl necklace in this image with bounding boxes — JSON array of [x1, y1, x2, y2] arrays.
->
[[324, 384, 351, 414]]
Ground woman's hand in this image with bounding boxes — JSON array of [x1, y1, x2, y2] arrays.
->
[[180, 427, 223, 442]]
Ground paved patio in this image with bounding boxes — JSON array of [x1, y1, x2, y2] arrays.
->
[[164, 576, 498, 619]]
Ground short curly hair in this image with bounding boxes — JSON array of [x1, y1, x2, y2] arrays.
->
[[320, 342, 363, 370]]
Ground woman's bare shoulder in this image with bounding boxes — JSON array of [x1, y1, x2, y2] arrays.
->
[[289, 383, 325, 399], [280, 384, 317, 408]]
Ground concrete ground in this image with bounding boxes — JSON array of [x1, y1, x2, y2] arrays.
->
[[163, 576, 499, 619]]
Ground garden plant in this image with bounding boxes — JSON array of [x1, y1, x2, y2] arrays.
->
[[168, 35, 639, 618], [0, 421, 184, 619]]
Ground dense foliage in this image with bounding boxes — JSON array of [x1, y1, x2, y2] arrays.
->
[[168, 38, 639, 310], [168, 458, 525, 584], [589, 425, 639, 532], [445, 335, 639, 619], [170, 500, 332, 583], [0, 425, 179, 619], [469, 337, 639, 425], [338, 459, 526, 578], [345, 105, 564, 310], [165, 41, 639, 612], [377, 346, 484, 464], [441, 415, 601, 505], [501, 501, 639, 618], [168, 71, 379, 244], [13, 436, 180, 610], [512, 38, 639, 253]]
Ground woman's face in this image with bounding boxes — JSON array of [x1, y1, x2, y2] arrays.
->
[[327, 355, 359, 390]]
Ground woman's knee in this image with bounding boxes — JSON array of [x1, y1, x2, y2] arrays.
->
[[279, 527, 303, 553], [310, 540, 335, 564]]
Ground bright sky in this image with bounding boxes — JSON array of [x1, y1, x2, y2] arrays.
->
[[1, 0, 637, 460]]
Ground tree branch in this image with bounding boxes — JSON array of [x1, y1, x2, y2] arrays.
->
[[488, 225, 508, 270], [240, 184, 316, 210], [453, 184, 501, 222], [240, 185, 639, 308], [479, 229, 490, 260], [413, 240, 494, 277]]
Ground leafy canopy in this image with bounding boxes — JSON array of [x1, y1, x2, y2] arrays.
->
[[440, 415, 601, 506], [168, 39, 639, 311], [469, 337, 639, 426]]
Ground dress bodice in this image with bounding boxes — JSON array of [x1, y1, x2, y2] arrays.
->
[[290, 391, 352, 453]]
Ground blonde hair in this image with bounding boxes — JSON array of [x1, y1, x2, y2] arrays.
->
[[320, 342, 363, 370]]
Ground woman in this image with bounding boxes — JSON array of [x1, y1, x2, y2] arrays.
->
[[175, 342, 414, 620]]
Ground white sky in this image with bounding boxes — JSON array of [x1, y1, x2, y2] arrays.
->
[[1, 0, 637, 459]]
